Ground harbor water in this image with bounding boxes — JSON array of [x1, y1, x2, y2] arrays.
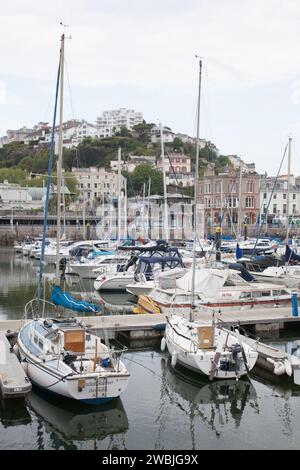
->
[[2, 249, 300, 450]]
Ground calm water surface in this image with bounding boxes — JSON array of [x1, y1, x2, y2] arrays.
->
[[1, 248, 300, 450]]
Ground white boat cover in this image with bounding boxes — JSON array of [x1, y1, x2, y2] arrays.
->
[[176, 268, 228, 297]]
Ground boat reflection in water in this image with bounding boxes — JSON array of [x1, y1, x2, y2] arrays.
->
[[161, 358, 259, 432], [26, 388, 128, 443]]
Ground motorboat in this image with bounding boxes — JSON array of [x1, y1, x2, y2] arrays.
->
[[70, 254, 129, 279], [133, 268, 296, 314], [94, 269, 135, 291]]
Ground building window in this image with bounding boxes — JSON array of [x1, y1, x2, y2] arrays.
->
[[263, 193, 267, 199], [293, 204, 296, 213], [87, 183, 90, 189], [94, 183, 97, 188], [245, 197, 254, 208], [273, 204, 277, 214], [283, 193, 286, 199], [247, 181, 254, 193], [293, 194, 296, 200], [273, 193, 277, 199], [228, 197, 237, 208], [204, 183, 211, 194], [283, 204, 286, 214]]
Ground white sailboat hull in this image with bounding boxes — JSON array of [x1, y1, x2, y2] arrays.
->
[[18, 320, 130, 404], [165, 316, 258, 379], [21, 355, 129, 403]]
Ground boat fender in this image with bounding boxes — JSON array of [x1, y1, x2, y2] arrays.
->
[[21, 360, 28, 374], [171, 352, 177, 368], [13, 343, 20, 358], [284, 359, 293, 377], [160, 337, 166, 352], [273, 361, 286, 376]]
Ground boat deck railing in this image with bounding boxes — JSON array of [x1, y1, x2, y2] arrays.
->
[[24, 298, 60, 319]]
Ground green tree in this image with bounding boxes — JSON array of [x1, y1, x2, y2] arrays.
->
[[171, 137, 184, 151], [125, 163, 163, 196]]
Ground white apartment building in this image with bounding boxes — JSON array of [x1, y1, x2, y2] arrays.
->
[[260, 174, 300, 222], [150, 126, 175, 144], [96, 108, 143, 138], [0, 126, 34, 147], [72, 167, 126, 205], [46, 119, 97, 150]]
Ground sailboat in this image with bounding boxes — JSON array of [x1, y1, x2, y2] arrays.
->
[[162, 58, 258, 380], [17, 33, 130, 404]]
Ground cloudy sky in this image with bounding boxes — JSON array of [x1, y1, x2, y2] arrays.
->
[[1, 0, 300, 175]]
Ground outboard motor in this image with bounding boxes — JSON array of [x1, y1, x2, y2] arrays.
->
[[230, 343, 242, 374]]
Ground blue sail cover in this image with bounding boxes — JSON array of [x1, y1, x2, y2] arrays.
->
[[236, 243, 244, 260], [51, 286, 100, 313]]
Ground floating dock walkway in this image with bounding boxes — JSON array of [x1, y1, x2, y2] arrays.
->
[[0, 332, 31, 399], [0, 305, 300, 339]]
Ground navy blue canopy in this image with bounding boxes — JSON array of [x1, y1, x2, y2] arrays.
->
[[285, 244, 300, 263]]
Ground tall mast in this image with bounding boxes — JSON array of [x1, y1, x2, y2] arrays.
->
[[55, 33, 65, 279], [237, 158, 243, 239], [142, 182, 146, 239], [117, 146, 121, 245], [160, 122, 169, 241], [37, 53, 61, 303], [286, 137, 292, 244], [147, 177, 151, 240], [190, 58, 202, 322]]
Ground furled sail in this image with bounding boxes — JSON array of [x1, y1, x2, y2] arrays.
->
[[51, 286, 100, 313]]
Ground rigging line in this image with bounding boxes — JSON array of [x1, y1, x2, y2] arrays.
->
[[64, 58, 77, 121], [252, 142, 288, 255], [37, 57, 61, 304], [124, 357, 161, 378], [165, 150, 186, 200]]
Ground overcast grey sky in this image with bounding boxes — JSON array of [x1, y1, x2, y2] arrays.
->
[[1, 0, 300, 175]]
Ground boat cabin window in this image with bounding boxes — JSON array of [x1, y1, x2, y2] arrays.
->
[[273, 289, 289, 296], [261, 290, 271, 297], [251, 291, 262, 298], [38, 339, 43, 349], [34, 335, 38, 345], [240, 292, 251, 299]]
